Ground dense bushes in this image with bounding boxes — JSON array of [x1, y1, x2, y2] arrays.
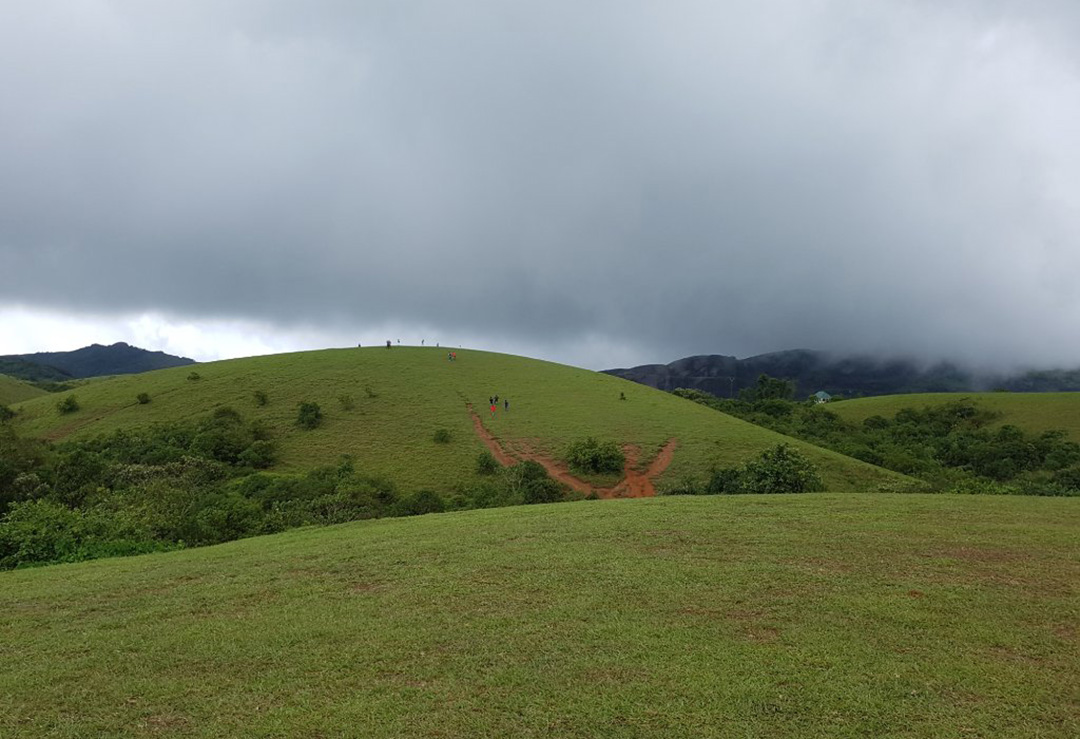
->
[[674, 387, 1080, 494], [56, 395, 79, 414], [565, 437, 624, 475], [0, 407, 575, 569], [664, 443, 823, 496]]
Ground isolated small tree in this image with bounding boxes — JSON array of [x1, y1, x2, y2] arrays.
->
[[296, 401, 322, 430], [136, 393, 151, 405], [56, 395, 79, 415], [741, 443, 824, 494], [433, 428, 452, 444], [565, 437, 625, 475]]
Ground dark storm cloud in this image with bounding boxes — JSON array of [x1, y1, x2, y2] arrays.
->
[[2, 1, 1079, 368]]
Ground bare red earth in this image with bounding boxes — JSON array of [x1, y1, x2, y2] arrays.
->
[[466, 404, 677, 498]]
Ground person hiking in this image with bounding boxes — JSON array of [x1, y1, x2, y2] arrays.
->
[[504, 398, 509, 411], [490, 402, 496, 417], [494, 394, 499, 405]]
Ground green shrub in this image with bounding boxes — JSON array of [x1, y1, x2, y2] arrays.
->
[[565, 437, 625, 475], [661, 476, 704, 496], [433, 428, 452, 444], [253, 390, 269, 407], [187, 372, 201, 382], [296, 401, 322, 430], [339, 394, 355, 411], [397, 489, 446, 516], [238, 440, 277, 469], [136, 393, 151, 405], [741, 443, 824, 494], [705, 467, 744, 494], [476, 450, 500, 475], [56, 395, 79, 415], [0, 405, 14, 423], [364, 385, 377, 399]]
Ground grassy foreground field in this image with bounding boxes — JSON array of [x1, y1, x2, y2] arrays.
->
[[0, 375, 46, 406], [8, 348, 904, 493], [2, 494, 1077, 738], [831, 392, 1080, 441]]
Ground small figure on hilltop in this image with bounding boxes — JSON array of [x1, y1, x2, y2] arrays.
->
[[494, 394, 499, 405], [386, 340, 391, 349], [619, 391, 626, 401], [504, 398, 509, 411], [490, 402, 496, 417]]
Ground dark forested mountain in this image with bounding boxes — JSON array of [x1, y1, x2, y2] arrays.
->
[[1, 342, 195, 380], [603, 349, 1080, 399]]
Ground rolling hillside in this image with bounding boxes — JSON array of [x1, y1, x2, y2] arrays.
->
[[830, 392, 1080, 442], [0, 375, 46, 406], [8, 347, 906, 493], [1, 494, 1077, 737]]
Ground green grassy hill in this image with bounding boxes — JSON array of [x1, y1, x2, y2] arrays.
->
[[9, 347, 905, 493], [0, 375, 46, 406], [2, 494, 1077, 737], [831, 392, 1080, 441]]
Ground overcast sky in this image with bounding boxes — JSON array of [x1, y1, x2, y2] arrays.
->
[[2, 1, 1079, 370]]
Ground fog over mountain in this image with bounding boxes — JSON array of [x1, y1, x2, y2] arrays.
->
[[2, 2, 1079, 370]]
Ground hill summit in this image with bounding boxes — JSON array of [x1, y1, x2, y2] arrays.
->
[[0, 342, 195, 380]]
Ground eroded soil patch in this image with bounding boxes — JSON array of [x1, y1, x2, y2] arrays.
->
[[466, 403, 677, 498]]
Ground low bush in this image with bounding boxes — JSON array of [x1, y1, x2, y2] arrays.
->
[[136, 393, 151, 405], [476, 450, 500, 475], [253, 390, 269, 407], [339, 394, 356, 411], [565, 437, 624, 475], [433, 428, 452, 444], [56, 395, 79, 415], [297, 402, 322, 430], [187, 372, 201, 382]]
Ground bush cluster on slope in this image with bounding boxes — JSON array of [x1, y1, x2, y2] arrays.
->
[[0, 409, 573, 569], [674, 382, 1080, 495]]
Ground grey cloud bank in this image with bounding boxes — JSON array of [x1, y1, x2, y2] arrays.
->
[[1, 1, 1079, 370]]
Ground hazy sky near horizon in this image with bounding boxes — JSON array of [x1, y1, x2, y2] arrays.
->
[[2, 1, 1079, 370]]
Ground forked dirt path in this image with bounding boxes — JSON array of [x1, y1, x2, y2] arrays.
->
[[466, 403, 677, 498]]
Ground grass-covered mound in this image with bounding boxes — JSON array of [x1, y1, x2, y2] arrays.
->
[[8, 347, 903, 493], [1, 494, 1077, 737], [0, 375, 46, 406], [830, 392, 1080, 441]]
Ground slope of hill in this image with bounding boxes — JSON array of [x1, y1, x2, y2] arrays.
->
[[830, 392, 1080, 442], [0, 357, 72, 384], [1, 342, 195, 379], [1, 494, 1076, 737], [0, 375, 47, 405], [9, 347, 905, 493], [605, 349, 1080, 398]]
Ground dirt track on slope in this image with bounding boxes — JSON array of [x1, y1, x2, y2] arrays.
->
[[466, 403, 677, 498]]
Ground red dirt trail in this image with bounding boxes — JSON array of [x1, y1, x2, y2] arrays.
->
[[466, 403, 677, 498]]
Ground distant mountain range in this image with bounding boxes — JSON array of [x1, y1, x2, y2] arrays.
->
[[0, 342, 195, 381], [603, 349, 1080, 398]]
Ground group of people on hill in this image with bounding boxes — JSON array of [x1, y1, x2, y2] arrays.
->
[[489, 394, 508, 415], [447, 351, 457, 361]]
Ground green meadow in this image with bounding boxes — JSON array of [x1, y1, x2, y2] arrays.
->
[[831, 392, 1080, 442], [1, 494, 1076, 738], [8, 348, 904, 493], [0, 375, 46, 406]]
